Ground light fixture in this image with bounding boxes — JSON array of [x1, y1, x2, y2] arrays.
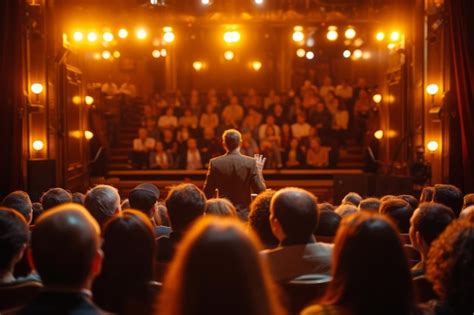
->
[[254, 0, 264, 4], [103, 32, 114, 42], [344, 27, 356, 39], [390, 31, 401, 41], [426, 84, 439, 96], [72, 95, 81, 105], [352, 49, 362, 59], [160, 48, 167, 57], [387, 43, 396, 49], [376, 31, 385, 41], [84, 130, 94, 140], [136, 28, 147, 40], [193, 61, 203, 71], [326, 26, 338, 41], [296, 48, 306, 58], [87, 32, 98, 42], [118, 28, 128, 39], [427, 140, 439, 153], [343, 50, 351, 58], [305, 51, 315, 60], [32, 140, 44, 151], [251, 60, 262, 71], [31, 83, 44, 95], [163, 31, 175, 43], [92, 52, 101, 60], [73, 31, 84, 42], [85, 96, 94, 105], [102, 50, 111, 60], [152, 49, 161, 58], [224, 31, 240, 43], [374, 130, 384, 140], [353, 38, 364, 47], [113, 51, 121, 58], [306, 37, 315, 47], [362, 51, 371, 59], [372, 94, 382, 103], [292, 30, 304, 42], [224, 50, 234, 61], [201, 0, 211, 4]]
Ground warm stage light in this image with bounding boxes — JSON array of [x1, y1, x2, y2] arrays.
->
[[296, 48, 306, 58], [193, 61, 203, 71], [343, 50, 351, 58], [224, 50, 234, 60], [152, 50, 161, 58], [85, 96, 94, 105], [427, 140, 439, 152], [252, 61, 262, 71], [136, 28, 148, 40], [374, 130, 384, 140], [84, 130, 94, 140], [102, 50, 111, 60], [72, 95, 81, 105], [345, 27, 356, 39], [362, 51, 371, 59], [306, 37, 315, 47], [118, 28, 128, 39], [73, 31, 84, 42], [31, 83, 44, 95], [32, 140, 44, 151], [372, 94, 382, 103], [224, 31, 240, 43], [352, 49, 362, 59], [376, 31, 385, 41], [113, 51, 121, 58], [93, 52, 101, 60], [103, 32, 114, 42], [390, 31, 401, 41], [353, 38, 364, 47], [326, 26, 338, 41], [160, 48, 167, 57], [292, 31, 304, 42], [87, 32, 98, 42], [306, 51, 315, 60], [163, 31, 175, 43], [201, 0, 210, 4], [255, 0, 264, 4], [387, 43, 396, 49], [426, 84, 439, 96]]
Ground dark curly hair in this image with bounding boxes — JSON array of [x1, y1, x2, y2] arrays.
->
[[248, 190, 278, 249], [426, 220, 474, 314]]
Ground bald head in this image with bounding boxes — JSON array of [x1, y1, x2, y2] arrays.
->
[[31, 203, 101, 287]]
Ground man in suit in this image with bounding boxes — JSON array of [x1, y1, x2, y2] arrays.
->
[[203, 129, 266, 219], [20, 203, 103, 315]]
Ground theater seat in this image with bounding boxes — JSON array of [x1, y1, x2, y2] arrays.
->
[[0, 280, 43, 314], [404, 244, 421, 268], [413, 275, 437, 303], [281, 274, 331, 315]]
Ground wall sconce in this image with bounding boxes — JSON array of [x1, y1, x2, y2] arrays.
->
[[85, 96, 94, 106], [427, 140, 439, 153], [426, 83, 439, 106], [32, 140, 44, 151], [372, 93, 382, 104], [84, 130, 94, 140], [29, 83, 45, 112], [374, 130, 384, 140]]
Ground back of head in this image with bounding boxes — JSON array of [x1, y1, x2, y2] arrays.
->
[[315, 210, 341, 237], [459, 205, 474, 221], [379, 198, 413, 233], [128, 183, 160, 218], [270, 187, 318, 244], [41, 188, 72, 211], [2, 191, 33, 223], [410, 202, 455, 246], [427, 220, 474, 314], [358, 198, 381, 213], [0, 207, 29, 272], [205, 198, 237, 217], [341, 192, 362, 207], [222, 129, 241, 152], [165, 183, 206, 232], [433, 184, 463, 217], [318, 202, 336, 212], [160, 217, 283, 315], [325, 212, 414, 315], [335, 204, 358, 217], [72, 192, 85, 205], [463, 193, 474, 210], [31, 203, 100, 287], [420, 186, 435, 203], [398, 194, 419, 211], [31, 202, 44, 224], [248, 190, 279, 249], [85, 185, 120, 228]]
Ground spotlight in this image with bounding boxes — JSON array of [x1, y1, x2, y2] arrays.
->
[[376, 31, 385, 41], [84, 130, 94, 140], [73, 31, 84, 42], [374, 130, 384, 140], [163, 31, 175, 43], [306, 51, 315, 60], [160, 48, 167, 57], [224, 31, 240, 43], [296, 48, 306, 58], [102, 50, 111, 60], [193, 61, 203, 71], [352, 49, 362, 59], [32, 140, 44, 151], [372, 94, 382, 103], [224, 50, 234, 60], [255, 0, 264, 4], [31, 83, 44, 95], [390, 31, 400, 41], [103, 32, 114, 42], [152, 50, 161, 58], [426, 84, 439, 96], [342, 50, 351, 58], [136, 28, 147, 40], [118, 28, 128, 39], [292, 30, 304, 42], [326, 27, 338, 41], [252, 60, 262, 71], [85, 96, 94, 105], [344, 27, 356, 39], [113, 51, 121, 58], [427, 140, 439, 152], [87, 32, 98, 42]]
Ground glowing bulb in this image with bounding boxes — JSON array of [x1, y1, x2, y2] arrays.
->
[[427, 140, 439, 152], [362, 51, 371, 59], [103, 32, 114, 42], [292, 31, 304, 42], [160, 48, 167, 57], [72, 95, 81, 105], [426, 84, 439, 96], [118, 28, 128, 39], [254, 0, 264, 4], [32, 140, 44, 151], [31, 83, 44, 95], [326, 29, 338, 41], [152, 50, 161, 58], [193, 61, 203, 71], [372, 94, 382, 103], [376, 31, 385, 41], [252, 61, 262, 71], [113, 51, 121, 58], [343, 50, 351, 58], [201, 0, 210, 4], [85, 96, 94, 105], [293, 26, 303, 32], [102, 50, 111, 60], [136, 28, 147, 40], [163, 31, 175, 43], [390, 31, 401, 41], [224, 50, 234, 60], [73, 31, 84, 41], [374, 130, 384, 140], [352, 49, 362, 59], [345, 27, 356, 39], [296, 48, 306, 58], [306, 51, 315, 60], [87, 32, 98, 42], [387, 43, 396, 49], [92, 52, 101, 60], [163, 26, 173, 33], [84, 130, 94, 140]]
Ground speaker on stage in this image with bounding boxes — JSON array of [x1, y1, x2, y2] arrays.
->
[[27, 159, 56, 201]]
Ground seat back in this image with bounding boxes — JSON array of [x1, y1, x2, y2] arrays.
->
[[281, 274, 331, 315], [0, 280, 43, 313], [413, 276, 437, 303]]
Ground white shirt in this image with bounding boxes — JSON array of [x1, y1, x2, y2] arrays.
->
[[133, 138, 155, 151], [291, 123, 311, 139], [158, 116, 178, 129], [186, 150, 202, 170], [335, 84, 353, 100]]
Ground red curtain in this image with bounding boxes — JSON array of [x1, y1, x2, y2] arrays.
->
[[447, 0, 474, 192]]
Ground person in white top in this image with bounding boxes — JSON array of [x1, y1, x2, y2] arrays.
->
[[319, 76, 335, 100], [119, 78, 137, 98], [158, 107, 178, 130], [183, 138, 203, 170], [221, 96, 244, 124], [149, 141, 172, 169], [335, 79, 353, 101], [291, 113, 311, 139], [130, 128, 155, 169], [258, 115, 281, 142]]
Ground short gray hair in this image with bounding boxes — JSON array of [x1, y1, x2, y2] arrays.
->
[[84, 185, 120, 227]]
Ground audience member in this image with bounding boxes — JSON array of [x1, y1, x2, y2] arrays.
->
[[335, 203, 358, 217], [40, 187, 72, 211], [420, 186, 435, 203], [128, 183, 161, 233], [179, 138, 203, 170], [248, 190, 279, 249], [158, 217, 286, 315], [358, 197, 381, 213], [84, 185, 121, 229], [399, 194, 419, 211], [149, 141, 173, 169], [72, 192, 85, 205], [459, 205, 474, 221], [315, 210, 341, 237], [130, 128, 156, 169], [341, 192, 362, 206], [31, 202, 44, 224], [205, 198, 237, 217], [462, 193, 474, 210], [433, 184, 463, 217], [263, 188, 333, 282], [306, 138, 329, 168], [318, 202, 337, 212], [2, 190, 33, 223], [379, 198, 414, 233]]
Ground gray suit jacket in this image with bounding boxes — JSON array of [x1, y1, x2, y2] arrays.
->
[[203, 150, 266, 210]]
